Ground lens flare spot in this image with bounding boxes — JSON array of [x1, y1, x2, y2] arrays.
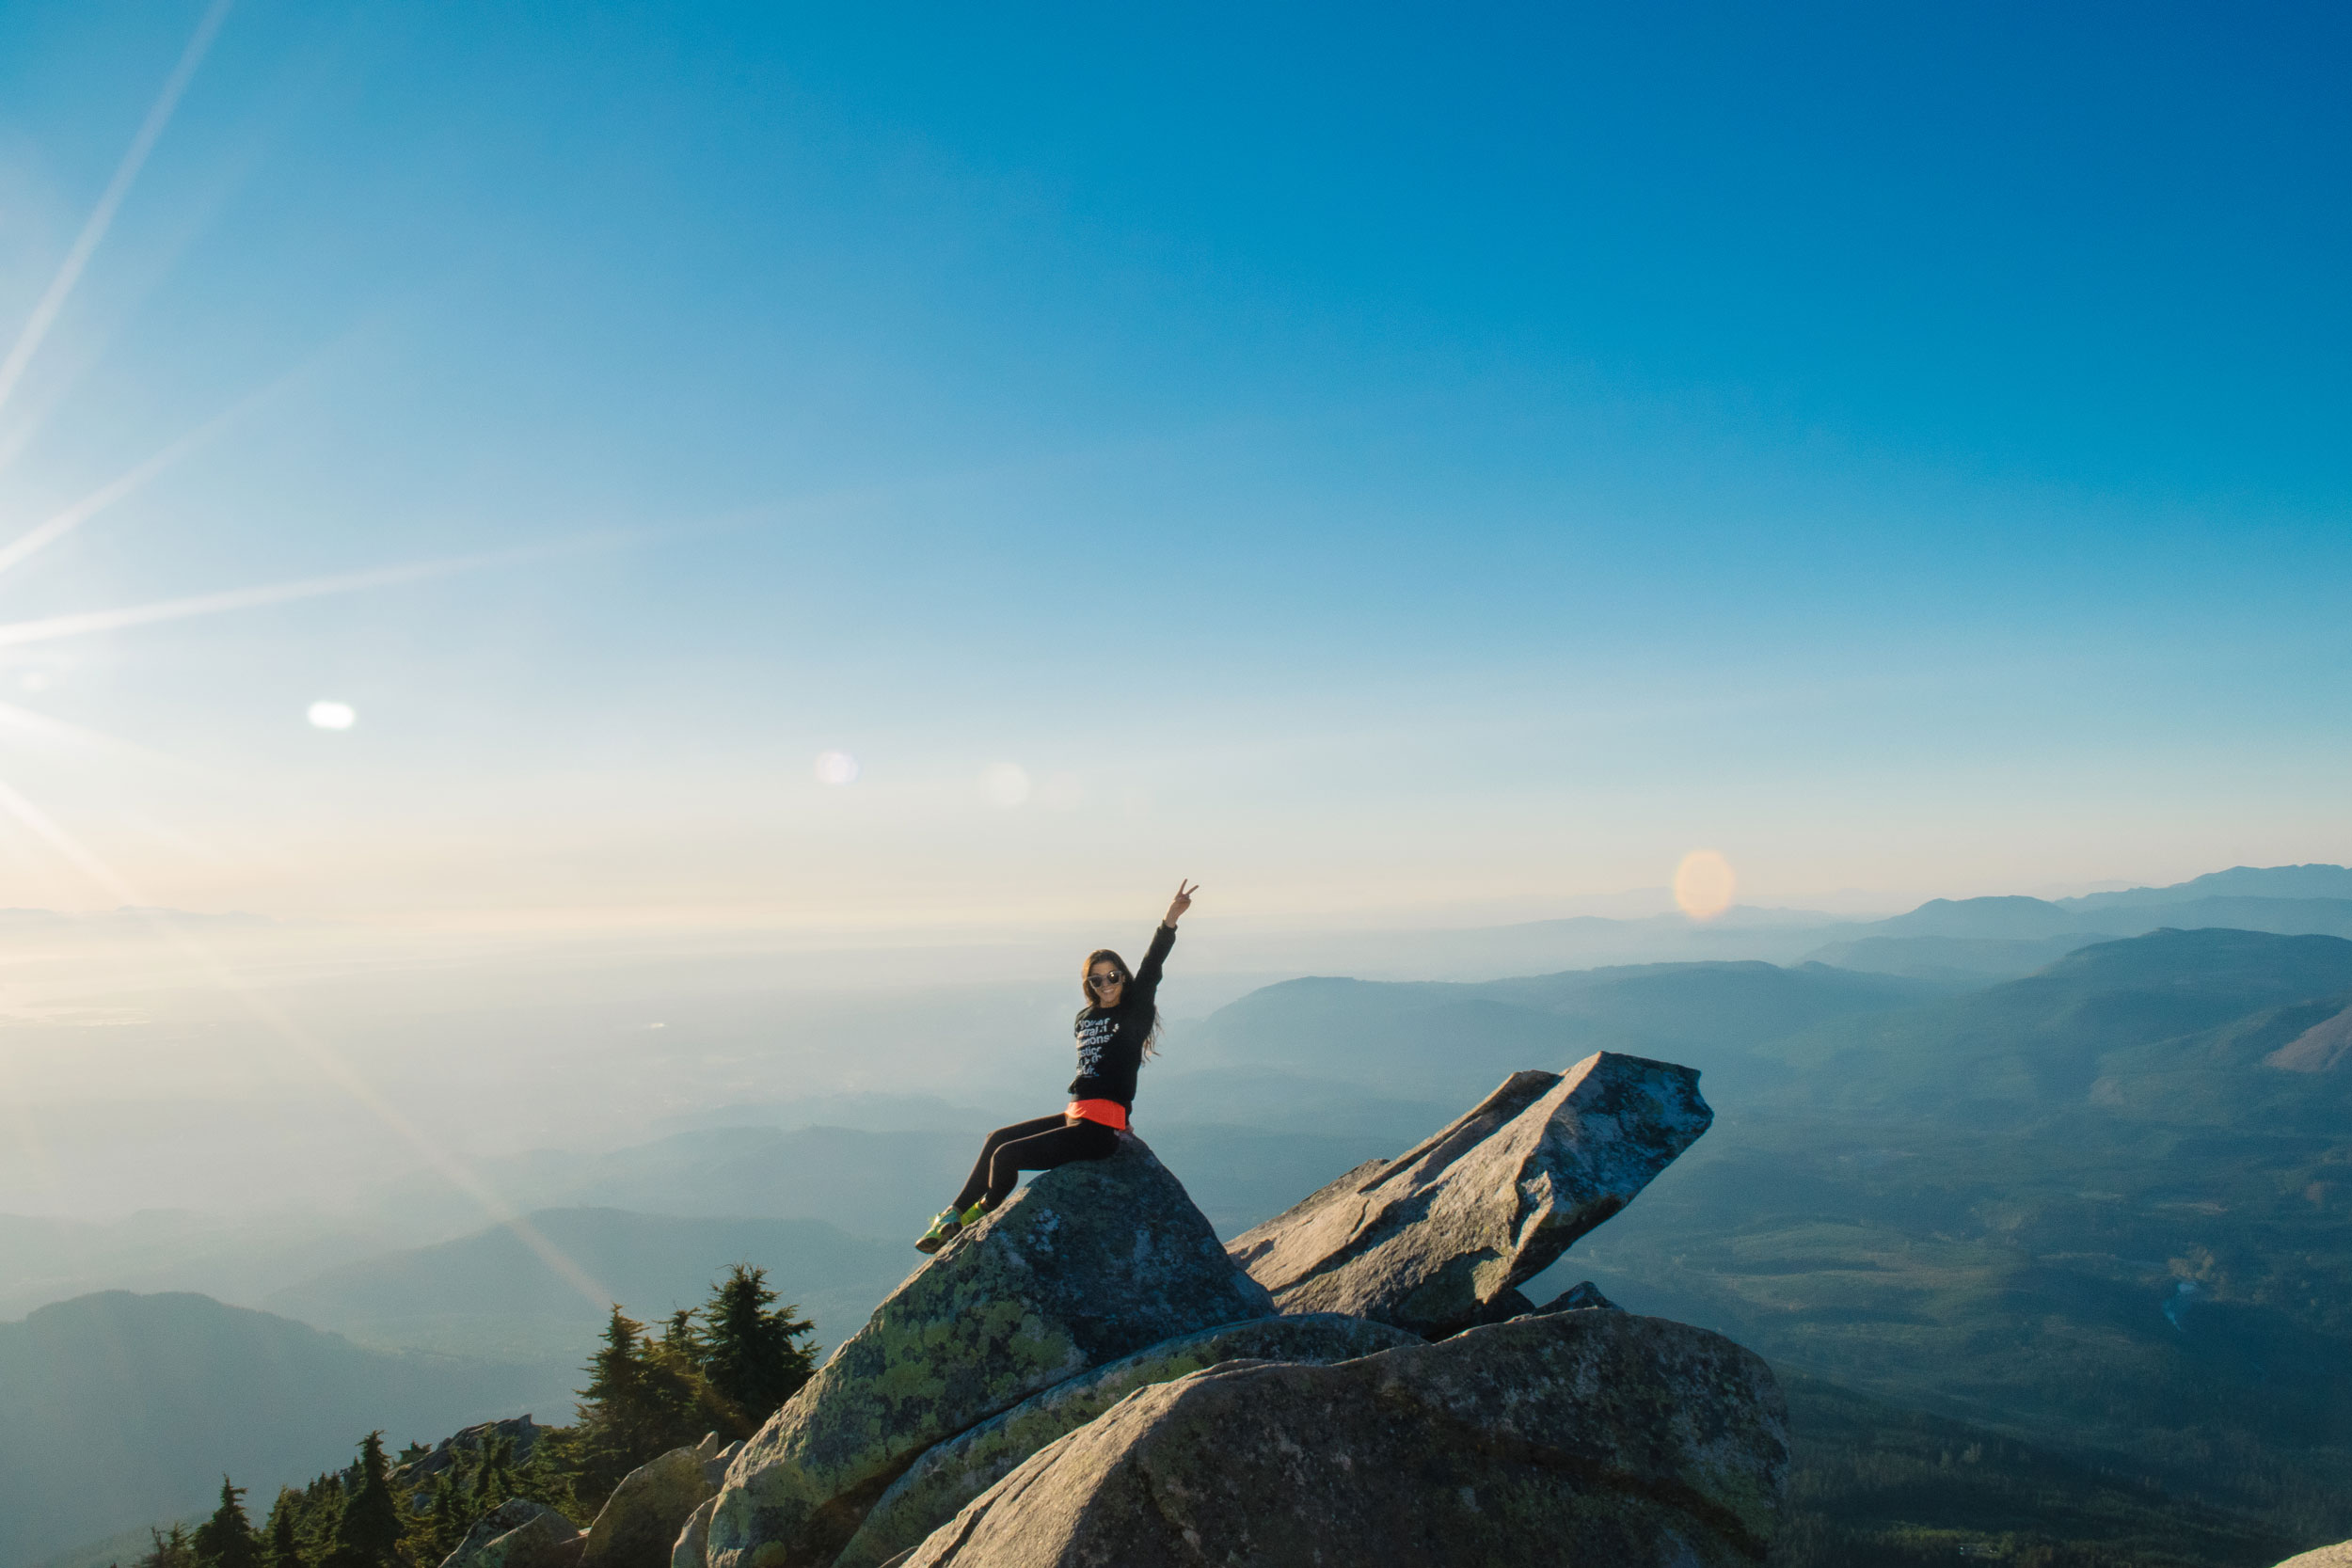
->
[[1673, 849, 1736, 921], [979, 762, 1031, 808], [307, 701, 356, 731], [814, 750, 859, 785]]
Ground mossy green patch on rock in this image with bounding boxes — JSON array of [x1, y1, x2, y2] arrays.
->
[[704, 1135, 1272, 1568], [898, 1307, 1788, 1568], [833, 1313, 1417, 1568]]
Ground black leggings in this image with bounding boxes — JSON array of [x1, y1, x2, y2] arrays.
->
[[951, 1114, 1120, 1212]]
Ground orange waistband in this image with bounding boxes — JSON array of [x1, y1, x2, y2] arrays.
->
[[1066, 1098, 1129, 1131]]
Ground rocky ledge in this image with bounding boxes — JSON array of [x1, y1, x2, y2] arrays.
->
[[572, 1049, 1780, 1568]]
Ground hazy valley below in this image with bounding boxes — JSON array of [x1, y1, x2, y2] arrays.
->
[[8, 866, 2352, 1566]]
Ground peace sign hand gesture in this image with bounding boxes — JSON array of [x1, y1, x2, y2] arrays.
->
[[1164, 879, 1200, 927]]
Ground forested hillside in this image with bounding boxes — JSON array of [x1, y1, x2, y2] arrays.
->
[[0, 1293, 568, 1566]]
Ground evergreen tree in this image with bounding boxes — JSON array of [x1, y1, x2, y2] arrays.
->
[[471, 1433, 517, 1514], [192, 1477, 262, 1568], [660, 1307, 702, 1361], [263, 1491, 307, 1568], [560, 1307, 708, 1509], [134, 1525, 198, 1568], [401, 1469, 465, 1566], [295, 1473, 343, 1568], [697, 1263, 817, 1434], [322, 1434, 403, 1568], [507, 1427, 583, 1526]]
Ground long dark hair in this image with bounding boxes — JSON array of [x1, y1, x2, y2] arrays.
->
[[1081, 948, 1161, 1061]]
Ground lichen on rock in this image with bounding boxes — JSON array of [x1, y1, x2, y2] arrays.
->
[[703, 1134, 1272, 1568]]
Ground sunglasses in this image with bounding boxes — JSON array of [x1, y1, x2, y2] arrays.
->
[[1087, 974, 1125, 990]]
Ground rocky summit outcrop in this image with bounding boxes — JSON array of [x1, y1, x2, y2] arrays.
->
[[898, 1307, 1787, 1568], [440, 1498, 583, 1568], [583, 1432, 740, 1568], [1227, 1051, 1711, 1336], [832, 1313, 1418, 1568], [704, 1134, 1273, 1568], [679, 1052, 1752, 1568]]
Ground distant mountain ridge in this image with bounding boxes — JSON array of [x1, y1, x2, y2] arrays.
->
[[0, 1291, 571, 1566], [1231, 864, 2352, 980], [1795, 864, 2352, 979], [1172, 958, 1950, 1107], [264, 1208, 909, 1361], [2061, 863, 2352, 909]]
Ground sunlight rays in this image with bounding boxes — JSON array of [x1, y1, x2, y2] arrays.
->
[[0, 0, 234, 425], [0, 771, 617, 1313], [0, 539, 591, 651], [0, 698, 214, 778], [0, 418, 226, 584], [0, 369, 309, 587], [0, 0, 629, 1298]]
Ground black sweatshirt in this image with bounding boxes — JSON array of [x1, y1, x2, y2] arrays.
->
[[1067, 923, 1174, 1111]]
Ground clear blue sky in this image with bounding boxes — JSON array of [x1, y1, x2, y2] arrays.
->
[[0, 1, 2344, 928]]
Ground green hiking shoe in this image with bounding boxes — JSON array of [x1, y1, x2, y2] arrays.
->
[[914, 1207, 964, 1254]]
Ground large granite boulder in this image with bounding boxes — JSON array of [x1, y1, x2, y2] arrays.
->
[[585, 1433, 740, 1568], [833, 1313, 1417, 1568], [439, 1499, 584, 1568], [705, 1134, 1273, 1568], [1228, 1052, 1711, 1336], [899, 1307, 1788, 1568]]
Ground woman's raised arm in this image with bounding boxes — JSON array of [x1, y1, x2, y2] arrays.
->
[[1134, 879, 1196, 990]]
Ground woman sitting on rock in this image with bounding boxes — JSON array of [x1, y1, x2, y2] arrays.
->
[[916, 879, 1199, 1253]]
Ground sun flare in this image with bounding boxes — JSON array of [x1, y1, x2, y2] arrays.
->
[[1673, 848, 1737, 922]]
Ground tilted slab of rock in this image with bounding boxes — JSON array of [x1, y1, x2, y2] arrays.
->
[[1228, 1052, 1711, 1336], [832, 1313, 1417, 1568], [704, 1134, 1273, 1568], [899, 1307, 1788, 1568], [585, 1433, 740, 1568], [440, 1499, 583, 1568]]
